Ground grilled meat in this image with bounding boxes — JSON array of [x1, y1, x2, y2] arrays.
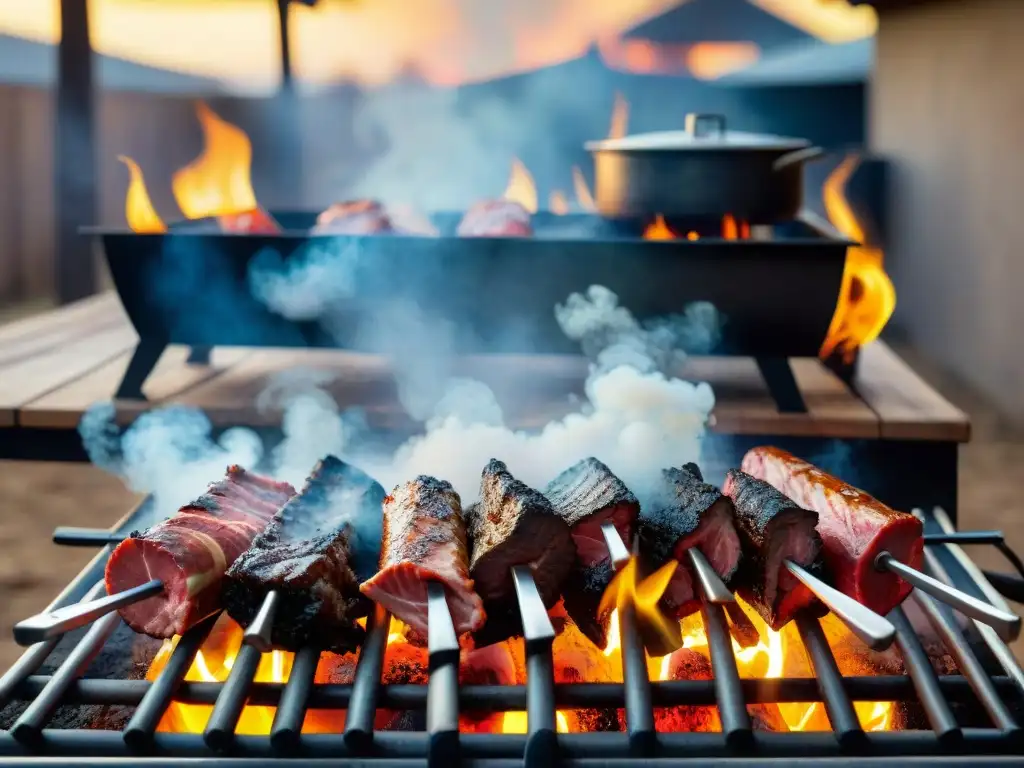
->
[[456, 200, 533, 237], [360, 476, 485, 636], [313, 200, 393, 234], [544, 457, 639, 648], [637, 463, 741, 620], [221, 456, 383, 653], [723, 469, 825, 631], [218, 208, 281, 234], [105, 466, 295, 638], [467, 460, 575, 609], [741, 446, 924, 616]]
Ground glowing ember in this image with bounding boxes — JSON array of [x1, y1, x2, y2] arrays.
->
[[117, 156, 166, 234], [820, 154, 897, 362], [643, 215, 675, 241], [721, 214, 751, 241], [172, 102, 259, 220], [503, 158, 538, 214]]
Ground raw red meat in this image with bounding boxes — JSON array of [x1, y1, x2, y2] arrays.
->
[[456, 200, 533, 237], [313, 200, 393, 234], [741, 446, 924, 617], [360, 476, 485, 637], [218, 208, 281, 234], [104, 466, 295, 638]]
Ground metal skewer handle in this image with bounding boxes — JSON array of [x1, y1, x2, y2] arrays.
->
[[784, 560, 896, 651], [242, 590, 281, 653], [600, 521, 631, 571], [876, 551, 1021, 642], [13, 579, 164, 646]]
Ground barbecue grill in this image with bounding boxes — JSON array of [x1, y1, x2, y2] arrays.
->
[[1, 499, 1023, 767]]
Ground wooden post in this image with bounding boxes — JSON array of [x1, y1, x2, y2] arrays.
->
[[55, 0, 97, 304]]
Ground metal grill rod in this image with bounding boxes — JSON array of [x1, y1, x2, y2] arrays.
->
[[270, 645, 319, 753], [343, 603, 391, 752], [426, 581, 461, 768], [203, 636, 263, 751], [511, 565, 558, 768], [243, 591, 282, 654], [795, 616, 865, 750]]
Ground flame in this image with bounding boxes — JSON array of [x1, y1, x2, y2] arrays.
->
[[549, 191, 570, 215], [501, 710, 571, 734], [598, 39, 760, 80], [608, 92, 629, 140], [819, 155, 897, 362], [643, 215, 675, 241], [572, 167, 596, 213], [118, 156, 167, 234], [171, 102, 258, 220], [721, 215, 751, 241], [598, 557, 682, 655], [503, 158, 538, 214]]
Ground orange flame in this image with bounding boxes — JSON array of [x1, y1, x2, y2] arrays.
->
[[598, 39, 760, 80], [599, 557, 682, 656], [549, 191, 569, 215], [172, 102, 258, 220], [118, 156, 167, 234], [608, 91, 629, 140], [643, 215, 675, 241], [572, 166, 596, 213], [503, 158, 538, 214], [819, 155, 897, 362]]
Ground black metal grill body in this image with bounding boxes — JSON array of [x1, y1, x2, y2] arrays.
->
[[1, 499, 1023, 766]]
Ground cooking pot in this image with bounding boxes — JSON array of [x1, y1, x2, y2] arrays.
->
[[585, 113, 824, 222]]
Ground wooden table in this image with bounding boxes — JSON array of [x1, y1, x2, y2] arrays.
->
[[0, 292, 970, 517]]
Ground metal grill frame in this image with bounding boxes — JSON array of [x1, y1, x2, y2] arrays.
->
[[1, 501, 1023, 767]]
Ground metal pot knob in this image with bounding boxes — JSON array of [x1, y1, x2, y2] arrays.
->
[[684, 113, 726, 139]]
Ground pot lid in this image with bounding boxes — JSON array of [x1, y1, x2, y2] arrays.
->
[[585, 113, 811, 153]]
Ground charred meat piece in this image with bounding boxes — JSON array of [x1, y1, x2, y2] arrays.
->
[[543, 457, 639, 648], [466, 460, 575, 609], [313, 200, 393, 234], [723, 469, 825, 631], [741, 446, 924, 616], [360, 476, 485, 637], [637, 463, 741, 620], [221, 456, 383, 653], [105, 466, 295, 638], [456, 200, 533, 237], [218, 208, 281, 234]]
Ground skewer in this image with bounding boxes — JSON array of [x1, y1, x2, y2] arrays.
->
[[13, 579, 164, 646], [242, 590, 281, 653], [687, 549, 734, 604], [784, 560, 896, 651], [600, 522, 631, 570], [426, 581, 460, 768], [52, 527, 124, 547], [924, 530, 1005, 546], [926, 508, 1016, 615], [511, 565, 558, 768], [876, 551, 1021, 641]]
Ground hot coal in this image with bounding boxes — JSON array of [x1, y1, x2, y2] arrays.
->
[[466, 460, 575, 643], [544, 458, 639, 649], [360, 476, 484, 637], [637, 463, 741, 620], [741, 447, 924, 617], [222, 456, 380, 653], [724, 470, 826, 631], [218, 208, 281, 234], [104, 465, 295, 638]]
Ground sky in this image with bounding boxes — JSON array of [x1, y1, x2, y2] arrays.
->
[[0, 0, 877, 93]]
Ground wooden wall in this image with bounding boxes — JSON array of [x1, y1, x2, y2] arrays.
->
[[870, 0, 1024, 423]]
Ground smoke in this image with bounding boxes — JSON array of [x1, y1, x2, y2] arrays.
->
[[81, 283, 717, 513]]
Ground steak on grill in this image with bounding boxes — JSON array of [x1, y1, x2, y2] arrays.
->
[[456, 200, 533, 237], [359, 476, 485, 636], [313, 200, 393, 234], [543, 457, 639, 648], [467, 459, 575, 609], [723, 469, 825, 630], [741, 446, 924, 616], [637, 463, 741, 620], [221, 456, 383, 653], [105, 466, 295, 638]]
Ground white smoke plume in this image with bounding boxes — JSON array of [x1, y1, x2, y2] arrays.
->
[[80, 286, 716, 513]]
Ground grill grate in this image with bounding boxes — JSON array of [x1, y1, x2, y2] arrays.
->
[[1, 505, 1023, 766]]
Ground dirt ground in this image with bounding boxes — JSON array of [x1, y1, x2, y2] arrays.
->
[[0, 338, 1021, 669]]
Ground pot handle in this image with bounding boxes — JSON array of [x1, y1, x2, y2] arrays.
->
[[685, 113, 726, 139], [773, 146, 825, 171]]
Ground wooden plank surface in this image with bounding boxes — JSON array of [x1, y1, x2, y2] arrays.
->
[[0, 293, 970, 442], [855, 341, 971, 442]]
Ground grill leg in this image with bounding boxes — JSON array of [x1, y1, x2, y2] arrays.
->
[[755, 357, 807, 413], [115, 340, 167, 401]]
